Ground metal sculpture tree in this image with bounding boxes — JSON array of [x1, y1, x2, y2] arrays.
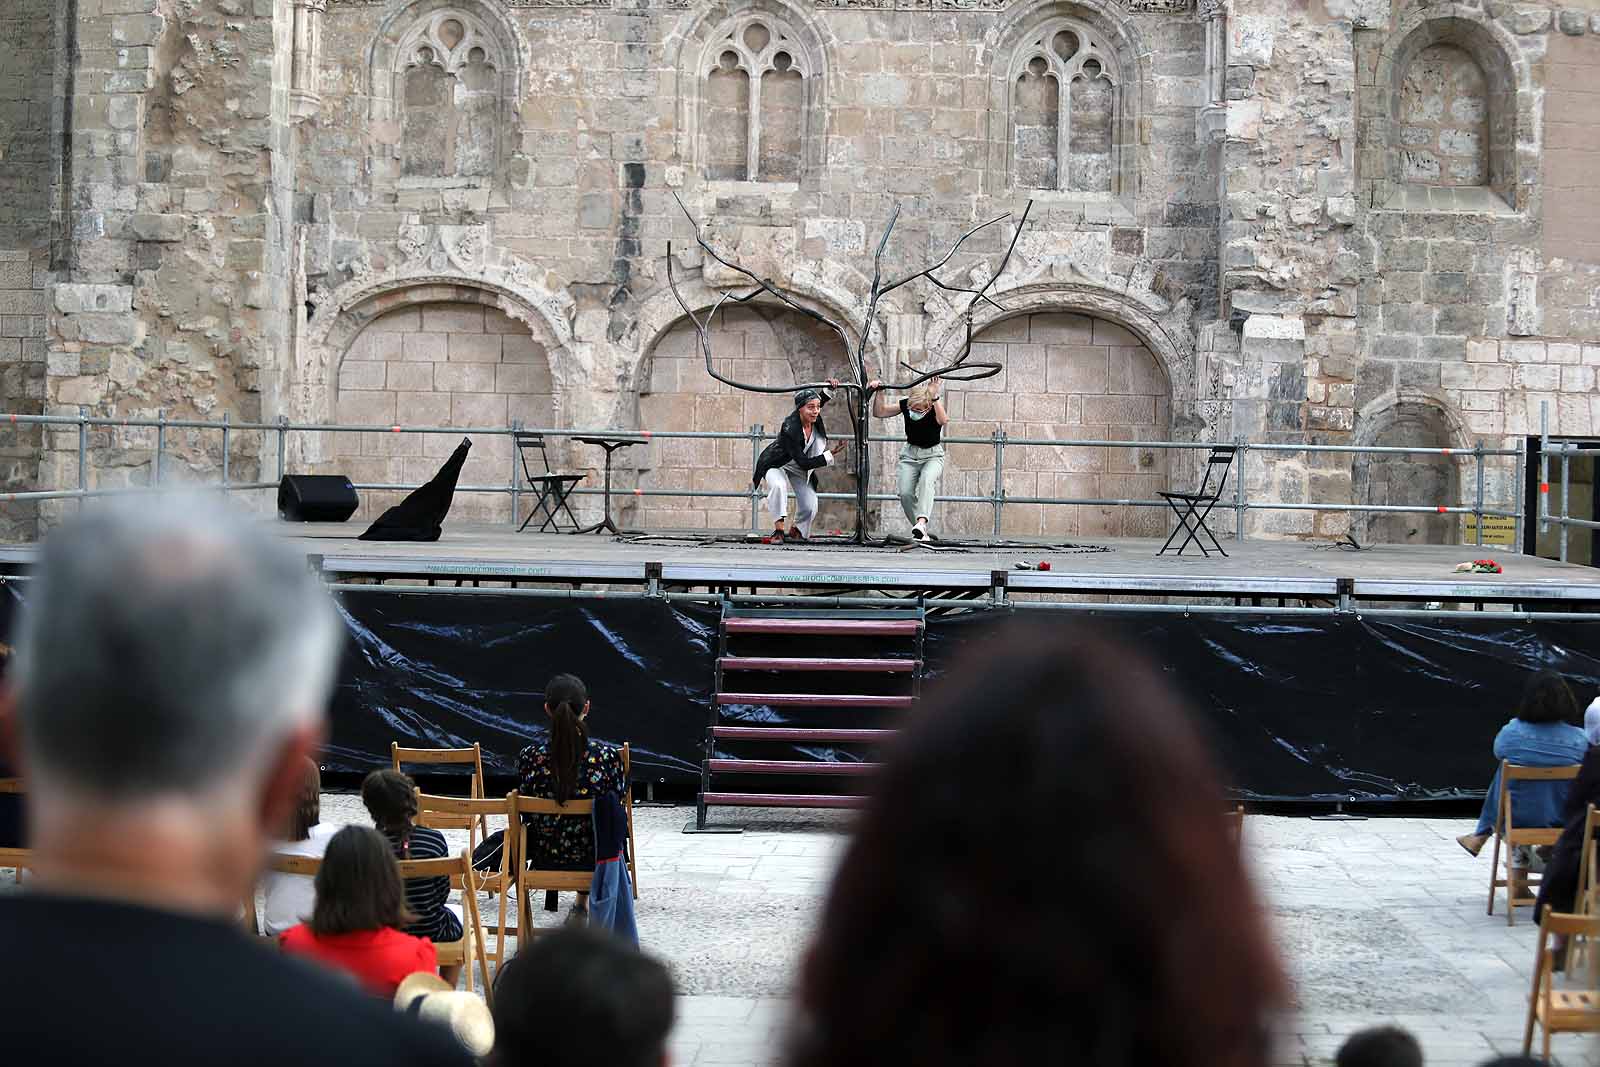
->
[[667, 195, 1033, 543]]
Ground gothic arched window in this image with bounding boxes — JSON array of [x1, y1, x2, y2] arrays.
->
[[700, 14, 812, 183], [1009, 20, 1121, 194]]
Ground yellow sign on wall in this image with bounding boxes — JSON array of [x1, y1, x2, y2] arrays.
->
[[1462, 514, 1517, 548]]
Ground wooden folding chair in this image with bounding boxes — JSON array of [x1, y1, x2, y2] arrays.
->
[[511, 790, 596, 954], [0, 778, 29, 885], [1524, 910, 1600, 1060], [1568, 804, 1600, 970], [397, 849, 493, 1006], [248, 852, 324, 935], [392, 742, 491, 840], [416, 791, 517, 976], [621, 743, 639, 899], [1487, 760, 1583, 925], [1226, 804, 1245, 853]]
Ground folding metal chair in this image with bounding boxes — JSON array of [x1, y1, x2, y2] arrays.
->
[[1158, 445, 1236, 557], [514, 432, 584, 533]]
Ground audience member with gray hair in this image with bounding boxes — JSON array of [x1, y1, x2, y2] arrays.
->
[[0, 499, 470, 1065]]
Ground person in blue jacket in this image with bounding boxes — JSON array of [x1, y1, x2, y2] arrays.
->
[[1458, 670, 1590, 898]]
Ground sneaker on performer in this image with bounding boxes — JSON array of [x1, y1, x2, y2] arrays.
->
[[912, 520, 929, 542], [785, 527, 806, 544], [766, 523, 786, 545]]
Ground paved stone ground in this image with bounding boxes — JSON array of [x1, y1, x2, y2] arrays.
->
[[309, 796, 1600, 1066], [12, 797, 1595, 1065]]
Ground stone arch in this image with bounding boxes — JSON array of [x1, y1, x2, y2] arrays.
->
[[929, 278, 1193, 412], [630, 262, 879, 393], [367, 0, 530, 186], [297, 265, 575, 471], [631, 296, 861, 533], [1350, 390, 1470, 546], [665, 0, 831, 180], [1370, 10, 1532, 210], [983, 0, 1148, 201]]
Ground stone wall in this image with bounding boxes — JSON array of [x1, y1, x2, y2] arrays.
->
[[0, 0, 58, 539], [7, 0, 1600, 548], [1542, 26, 1600, 265], [952, 312, 1170, 539], [324, 300, 554, 524]]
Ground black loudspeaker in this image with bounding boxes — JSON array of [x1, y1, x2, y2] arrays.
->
[[278, 475, 359, 522]]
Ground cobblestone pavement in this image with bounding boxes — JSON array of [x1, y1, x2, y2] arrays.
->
[[10, 796, 1588, 1066]]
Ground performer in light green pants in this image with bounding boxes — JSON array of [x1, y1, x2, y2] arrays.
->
[[868, 377, 949, 542]]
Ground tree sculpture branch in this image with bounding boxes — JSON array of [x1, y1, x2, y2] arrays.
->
[[663, 193, 1034, 542]]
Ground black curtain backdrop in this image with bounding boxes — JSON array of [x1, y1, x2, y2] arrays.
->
[[4, 578, 1598, 803], [329, 593, 1600, 802]]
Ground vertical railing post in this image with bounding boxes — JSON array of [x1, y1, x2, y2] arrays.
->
[[1540, 400, 1550, 535], [1473, 442, 1484, 548], [1560, 444, 1571, 563], [1234, 435, 1246, 542], [221, 411, 231, 494], [749, 424, 764, 531], [1514, 435, 1525, 555], [77, 406, 88, 512], [991, 428, 1007, 537], [154, 409, 166, 486], [508, 420, 522, 529], [277, 414, 288, 483]]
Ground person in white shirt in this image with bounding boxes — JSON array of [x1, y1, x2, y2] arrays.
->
[[751, 381, 845, 544], [262, 756, 337, 936]]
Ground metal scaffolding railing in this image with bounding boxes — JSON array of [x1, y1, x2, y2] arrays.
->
[[0, 410, 1523, 545]]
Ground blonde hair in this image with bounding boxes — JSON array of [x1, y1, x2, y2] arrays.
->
[[908, 383, 935, 407]]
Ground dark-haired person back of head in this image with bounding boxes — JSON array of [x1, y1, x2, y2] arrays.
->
[[491, 926, 675, 1067], [785, 623, 1290, 1067], [0, 501, 471, 1066], [1336, 1026, 1423, 1067]]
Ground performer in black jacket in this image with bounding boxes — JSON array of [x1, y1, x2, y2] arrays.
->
[[752, 380, 843, 543]]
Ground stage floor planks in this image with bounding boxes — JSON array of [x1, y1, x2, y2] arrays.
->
[[257, 523, 1600, 604]]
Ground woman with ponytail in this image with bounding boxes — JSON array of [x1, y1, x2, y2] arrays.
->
[[516, 674, 627, 920], [361, 769, 464, 986]]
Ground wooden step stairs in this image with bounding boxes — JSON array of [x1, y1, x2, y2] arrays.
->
[[690, 604, 924, 831]]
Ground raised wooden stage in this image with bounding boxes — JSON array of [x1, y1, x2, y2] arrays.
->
[[276, 523, 1599, 610]]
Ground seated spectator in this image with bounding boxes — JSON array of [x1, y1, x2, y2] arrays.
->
[[784, 625, 1288, 1067], [1458, 671, 1589, 897], [1336, 1026, 1422, 1067], [280, 825, 440, 997], [516, 673, 626, 921], [1533, 698, 1600, 960], [261, 756, 336, 936], [363, 768, 464, 985], [491, 926, 674, 1067], [0, 500, 468, 1064]]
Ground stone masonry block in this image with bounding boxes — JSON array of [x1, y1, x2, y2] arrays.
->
[[53, 284, 132, 315], [448, 334, 503, 362], [395, 333, 443, 362], [130, 214, 186, 242], [385, 363, 434, 392], [434, 363, 496, 393]]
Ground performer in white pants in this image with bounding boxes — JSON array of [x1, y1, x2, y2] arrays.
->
[[869, 376, 949, 541], [751, 381, 844, 543]]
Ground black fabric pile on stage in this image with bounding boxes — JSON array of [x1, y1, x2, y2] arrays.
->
[[358, 437, 471, 542]]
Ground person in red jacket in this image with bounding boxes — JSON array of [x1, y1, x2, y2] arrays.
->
[[280, 825, 440, 996]]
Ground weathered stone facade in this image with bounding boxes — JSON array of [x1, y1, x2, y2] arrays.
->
[[6, 0, 1600, 541]]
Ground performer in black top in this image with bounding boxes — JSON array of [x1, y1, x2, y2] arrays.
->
[[869, 377, 948, 542], [752, 379, 844, 543]]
